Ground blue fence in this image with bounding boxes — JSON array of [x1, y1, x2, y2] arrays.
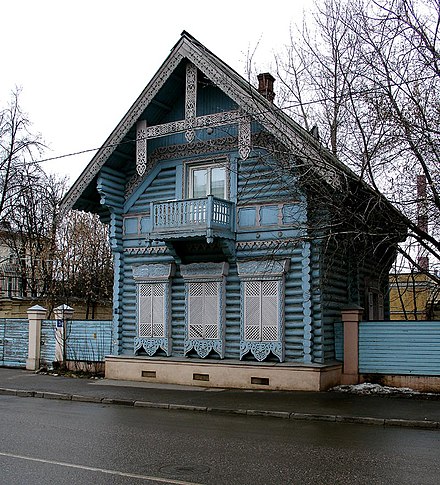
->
[[65, 320, 113, 362], [40, 320, 57, 366], [359, 321, 440, 376], [335, 320, 440, 376], [0, 318, 29, 367], [0, 318, 112, 368]]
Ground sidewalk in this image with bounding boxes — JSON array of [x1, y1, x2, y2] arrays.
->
[[1, 367, 439, 430]]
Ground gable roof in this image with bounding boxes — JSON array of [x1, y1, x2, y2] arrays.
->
[[60, 31, 350, 213], [60, 31, 406, 241]]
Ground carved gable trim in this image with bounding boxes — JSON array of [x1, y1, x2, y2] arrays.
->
[[63, 32, 345, 214]]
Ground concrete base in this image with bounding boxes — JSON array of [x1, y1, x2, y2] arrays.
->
[[26, 358, 39, 371], [360, 374, 440, 393], [105, 356, 342, 391], [340, 373, 360, 385]]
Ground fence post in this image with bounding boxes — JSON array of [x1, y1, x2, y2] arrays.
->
[[341, 306, 363, 385], [26, 305, 47, 371], [54, 304, 74, 367]]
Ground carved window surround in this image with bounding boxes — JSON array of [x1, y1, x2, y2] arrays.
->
[[133, 263, 175, 356], [237, 259, 289, 362], [181, 262, 228, 359]]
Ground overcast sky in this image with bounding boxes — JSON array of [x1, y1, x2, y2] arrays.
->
[[2, 0, 311, 185]]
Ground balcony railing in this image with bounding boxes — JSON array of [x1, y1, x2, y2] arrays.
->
[[148, 196, 235, 243]]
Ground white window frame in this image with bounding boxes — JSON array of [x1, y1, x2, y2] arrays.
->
[[187, 281, 220, 340], [243, 280, 279, 342], [138, 282, 166, 338], [133, 263, 174, 357], [184, 159, 229, 200], [181, 262, 228, 359], [237, 259, 290, 363]]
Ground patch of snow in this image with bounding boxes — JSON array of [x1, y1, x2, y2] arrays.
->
[[331, 383, 421, 396]]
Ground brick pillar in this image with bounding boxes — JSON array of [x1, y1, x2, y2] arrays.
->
[[26, 305, 47, 371], [341, 306, 363, 385]]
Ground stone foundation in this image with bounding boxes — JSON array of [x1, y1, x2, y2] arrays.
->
[[105, 356, 342, 391]]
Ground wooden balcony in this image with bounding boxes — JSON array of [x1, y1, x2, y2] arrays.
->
[[148, 196, 235, 243]]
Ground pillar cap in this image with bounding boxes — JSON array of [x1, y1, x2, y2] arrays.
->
[[55, 304, 73, 312], [27, 305, 47, 314], [54, 304, 74, 319]]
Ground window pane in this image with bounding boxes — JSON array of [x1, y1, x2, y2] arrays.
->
[[193, 169, 207, 198], [211, 167, 226, 198], [260, 206, 278, 225], [238, 208, 256, 227]]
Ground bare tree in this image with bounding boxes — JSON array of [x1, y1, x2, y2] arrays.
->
[[274, 0, 440, 288], [0, 90, 112, 315], [55, 211, 113, 318], [0, 88, 45, 223], [3, 168, 67, 299]]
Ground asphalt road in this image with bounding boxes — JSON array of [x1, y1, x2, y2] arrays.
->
[[0, 396, 439, 485]]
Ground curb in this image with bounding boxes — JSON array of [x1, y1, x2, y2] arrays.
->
[[1, 387, 439, 430]]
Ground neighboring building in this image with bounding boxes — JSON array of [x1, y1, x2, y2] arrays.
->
[[0, 228, 42, 299], [0, 228, 113, 320], [61, 32, 406, 390], [389, 272, 440, 320]]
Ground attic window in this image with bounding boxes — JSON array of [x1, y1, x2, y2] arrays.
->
[[191, 166, 226, 199], [185, 159, 229, 200]]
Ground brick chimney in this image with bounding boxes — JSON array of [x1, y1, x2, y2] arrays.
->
[[257, 73, 275, 103]]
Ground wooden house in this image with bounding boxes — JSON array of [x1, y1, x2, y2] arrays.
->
[[61, 32, 406, 390]]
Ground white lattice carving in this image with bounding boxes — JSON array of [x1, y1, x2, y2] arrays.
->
[[185, 62, 197, 143], [136, 120, 147, 176], [137, 111, 240, 142], [146, 120, 187, 138], [204, 324, 218, 339], [239, 113, 251, 160], [243, 280, 278, 342], [138, 283, 165, 338], [195, 110, 240, 128], [188, 281, 219, 340], [189, 324, 203, 339], [139, 323, 152, 338], [185, 63, 197, 123], [236, 239, 299, 251]]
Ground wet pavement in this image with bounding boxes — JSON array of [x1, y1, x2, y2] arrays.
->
[[1, 367, 439, 429]]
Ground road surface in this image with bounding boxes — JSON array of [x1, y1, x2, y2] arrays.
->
[[0, 396, 439, 484]]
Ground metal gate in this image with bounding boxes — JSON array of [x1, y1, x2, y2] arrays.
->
[[0, 318, 29, 367]]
